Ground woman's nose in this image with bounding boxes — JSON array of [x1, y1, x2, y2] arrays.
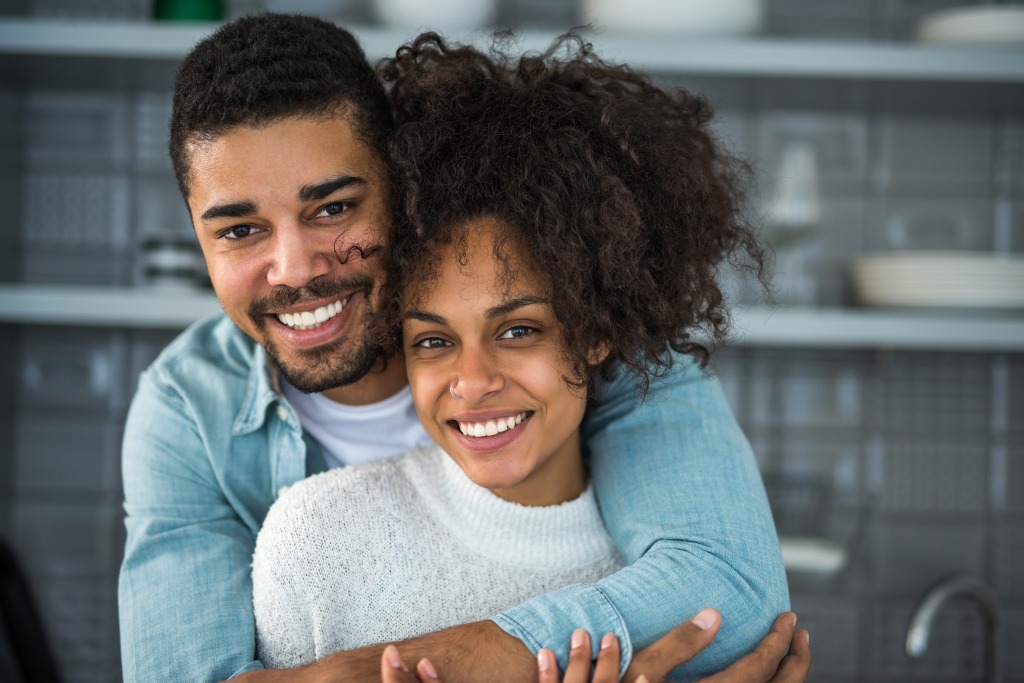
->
[[450, 348, 505, 403]]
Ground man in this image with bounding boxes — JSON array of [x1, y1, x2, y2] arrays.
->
[[118, 13, 794, 683]]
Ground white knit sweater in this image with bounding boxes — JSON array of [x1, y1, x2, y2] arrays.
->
[[252, 444, 623, 669]]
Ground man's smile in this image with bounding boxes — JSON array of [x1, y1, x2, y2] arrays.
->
[[274, 296, 351, 331]]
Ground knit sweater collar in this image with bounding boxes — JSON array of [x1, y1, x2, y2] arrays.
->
[[404, 446, 618, 570]]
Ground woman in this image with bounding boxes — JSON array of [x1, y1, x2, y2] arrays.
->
[[252, 32, 802, 682]]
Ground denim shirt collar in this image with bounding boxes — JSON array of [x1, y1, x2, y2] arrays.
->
[[232, 342, 284, 437]]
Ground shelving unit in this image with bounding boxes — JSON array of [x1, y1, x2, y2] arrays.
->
[[2, 9, 1022, 683], [1, 17, 1023, 81], [2, 283, 1022, 351]]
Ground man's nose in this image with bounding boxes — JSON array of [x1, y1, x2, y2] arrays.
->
[[266, 226, 333, 289]]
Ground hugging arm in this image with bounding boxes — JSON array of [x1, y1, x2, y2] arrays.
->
[[118, 369, 266, 682], [495, 354, 790, 678]]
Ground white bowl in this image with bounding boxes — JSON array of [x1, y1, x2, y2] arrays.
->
[[581, 0, 764, 36], [372, 0, 498, 32], [914, 4, 1024, 45], [852, 251, 1024, 309]]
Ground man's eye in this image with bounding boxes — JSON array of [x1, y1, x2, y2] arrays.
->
[[499, 325, 536, 340], [414, 337, 451, 350], [315, 202, 350, 218], [219, 225, 259, 240]]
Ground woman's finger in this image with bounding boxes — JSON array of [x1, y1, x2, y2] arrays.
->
[[563, 629, 593, 683], [380, 645, 413, 683], [537, 649, 561, 683], [416, 657, 442, 682], [591, 633, 621, 683]]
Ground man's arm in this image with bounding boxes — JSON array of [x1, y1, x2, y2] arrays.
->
[[239, 355, 788, 683], [496, 353, 790, 678], [119, 369, 266, 683]]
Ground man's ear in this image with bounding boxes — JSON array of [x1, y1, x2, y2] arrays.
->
[[587, 340, 611, 366]]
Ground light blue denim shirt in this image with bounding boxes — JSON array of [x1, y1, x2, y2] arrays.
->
[[118, 314, 788, 682]]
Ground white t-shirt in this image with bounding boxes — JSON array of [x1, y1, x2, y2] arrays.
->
[[282, 381, 431, 468]]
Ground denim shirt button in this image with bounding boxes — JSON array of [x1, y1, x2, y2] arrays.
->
[[276, 405, 289, 422]]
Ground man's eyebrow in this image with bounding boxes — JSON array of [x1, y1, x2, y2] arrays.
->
[[298, 175, 366, 203], [403, 297, 549, 326], [200, 200, 258, 222]]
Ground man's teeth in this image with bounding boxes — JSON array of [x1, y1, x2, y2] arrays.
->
[[457, 412, 528, 438], [276, 298, 349, 330]]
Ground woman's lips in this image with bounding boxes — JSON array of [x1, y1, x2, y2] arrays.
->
[[448, 412, 533, 453]]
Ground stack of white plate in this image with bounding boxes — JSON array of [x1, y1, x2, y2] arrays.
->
[[914, 5, 1024, 45], [852, 251, 1024, 309]]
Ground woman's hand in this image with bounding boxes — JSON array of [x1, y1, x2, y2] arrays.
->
[[380, 644, 441, 683], [540, 609, 810, 683]]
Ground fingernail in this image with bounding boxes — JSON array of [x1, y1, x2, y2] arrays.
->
[[637, 676, 650, 683], [804, 630, 810, 645], [691, 608, 718, 630], [537, 649, 552, 672], [385, 645, 407, 671], [571, 629, 585, 649], [790, 613, 798, 629], [419, 658, 438, 680], [601, 633, 616, 650]]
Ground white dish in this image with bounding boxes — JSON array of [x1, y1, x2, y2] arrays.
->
[[914, 5, 1024, 45], [580, 0, 763, 37], [852, 251, 1024, 309]]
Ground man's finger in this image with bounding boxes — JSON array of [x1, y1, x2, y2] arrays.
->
[[626, 608, 721, 682], [770, 629, 810, 683], [701, 612, 797, 683]]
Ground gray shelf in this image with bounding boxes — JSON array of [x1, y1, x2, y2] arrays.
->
[[2, 284, 1022, 350], [1, 18, 1023, 82]]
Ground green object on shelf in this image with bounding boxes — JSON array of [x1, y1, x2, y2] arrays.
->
[[154, 0, 224, 21]]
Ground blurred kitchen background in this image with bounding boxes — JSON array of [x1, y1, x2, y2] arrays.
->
[[0, 0, 1022, 681]]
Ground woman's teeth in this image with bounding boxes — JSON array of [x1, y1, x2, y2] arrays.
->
[[457, 412, 528, 438], [276, 298, 349, 330]]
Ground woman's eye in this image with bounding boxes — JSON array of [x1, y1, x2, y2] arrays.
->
[[315, 202, 350, 218], [413, 337, 451, 350], [499, 325, 536, 340], [219, 225, 260, 240]]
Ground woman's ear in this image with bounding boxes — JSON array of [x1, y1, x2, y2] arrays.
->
[[587, 340, 611, 366]]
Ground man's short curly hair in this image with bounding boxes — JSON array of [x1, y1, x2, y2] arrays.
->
[[170, 13, 392, 199], [377, 32, 767, 397]]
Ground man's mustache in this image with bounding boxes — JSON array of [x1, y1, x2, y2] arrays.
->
[[248, 275, 375, 321]]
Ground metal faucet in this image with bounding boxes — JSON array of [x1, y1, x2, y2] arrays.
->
[[905, 573, 1001, 683]]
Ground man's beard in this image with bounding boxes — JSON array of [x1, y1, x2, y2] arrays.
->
[[247, 275, 380, 394]]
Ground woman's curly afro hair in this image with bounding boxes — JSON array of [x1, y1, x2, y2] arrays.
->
[[377, 31, 767, 397]]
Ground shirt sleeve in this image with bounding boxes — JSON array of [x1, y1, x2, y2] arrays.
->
[[117, 369, 265, 683], [494, 353, 789, 680]]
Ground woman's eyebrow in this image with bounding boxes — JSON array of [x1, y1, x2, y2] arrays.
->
[[486, 296, 548, 319], [403, 310, 447, 325]]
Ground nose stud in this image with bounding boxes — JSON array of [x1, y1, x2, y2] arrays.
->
[[450, 378, 462, 399]]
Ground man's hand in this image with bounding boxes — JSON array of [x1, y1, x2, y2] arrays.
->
[[537, 610, 810, 683]]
